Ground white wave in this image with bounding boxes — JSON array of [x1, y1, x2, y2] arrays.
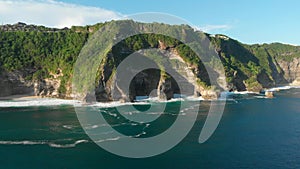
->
[[166, 98, 184, 102], [95, 137, 121, 143], [48, 139, 88, 148], [254, 96, 268, 99], [146, 112, 163, 115], [0, 98, 81, 107], [134, 131, 147, 137], [0, 140, 47, 145], [85, 101, 151, 108], [6, 87, 297, 108], [105, 137, 121, 141], [62, 125, 74, 130], [108, 112, 118, 117], [233, 91, 258, 95], [263, 85, 300, 92], [222, 86, 299, 96], [185, 96, 204, 101], [0, 139, 89, 148], [136, 97, 185, 103], [266, 86, 292, 92], [0, 95, 204, 108], [84, 125, 100, 130], [82, 122, 134, 129], [179, 105, 197, 113]]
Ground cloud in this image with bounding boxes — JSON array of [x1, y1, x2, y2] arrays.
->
[[0, 0, 122, 28], [196, 24, 232, 32]]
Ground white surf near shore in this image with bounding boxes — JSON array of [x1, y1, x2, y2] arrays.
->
[[230, 85, 300, 94], [0, 98, 81, 107], [0, 96, 199, 108], [0, 139, 89, 148], [0, 85, 298, 108], [265, 85, 300, 92]]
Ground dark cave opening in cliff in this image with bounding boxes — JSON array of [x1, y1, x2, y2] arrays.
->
[[128, 68, 180, 102]]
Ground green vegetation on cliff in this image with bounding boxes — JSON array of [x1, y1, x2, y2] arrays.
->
[[0, 29, 87, 78], [1, 21, 300, 98], [210, 35, 300, 91]]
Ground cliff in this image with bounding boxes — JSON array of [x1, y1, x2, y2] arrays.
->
[[0, 21, 299, 101]]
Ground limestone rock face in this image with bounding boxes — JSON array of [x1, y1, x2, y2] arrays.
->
[[0, 70, 34, 97], [158, 78, 174, 101], [277, 58, 300, 84], [0, 69, 70, 98], [34, 79, 60, 97], [94, 45, 214, 102]]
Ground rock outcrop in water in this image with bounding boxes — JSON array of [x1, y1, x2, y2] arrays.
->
[[0, 21, 300, 101]]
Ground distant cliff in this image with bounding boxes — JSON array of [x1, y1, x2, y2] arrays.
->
[[211, 36, 300, 91], [0, 21, 299, 101]]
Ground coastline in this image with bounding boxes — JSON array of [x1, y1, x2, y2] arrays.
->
[[0, 83, 300, 102]]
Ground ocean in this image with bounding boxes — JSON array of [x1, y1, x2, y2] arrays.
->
[[0, 88, 300, 169]]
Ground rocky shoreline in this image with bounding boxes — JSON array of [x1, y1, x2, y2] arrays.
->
[[1, 85, 298, 102]]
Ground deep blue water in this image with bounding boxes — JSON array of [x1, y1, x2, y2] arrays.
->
[[0, 88, 300, 169]]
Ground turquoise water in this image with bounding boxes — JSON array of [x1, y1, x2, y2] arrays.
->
[[0, 89, 300, 168]]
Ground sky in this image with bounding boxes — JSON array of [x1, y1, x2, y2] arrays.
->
[[0, 0, 300, 45]]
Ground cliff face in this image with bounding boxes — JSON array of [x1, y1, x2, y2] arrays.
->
[[277, 57, 300, 85], [0, 69, 67, 98], [212, 36, 300, 92], [1, 21, 300, 100], [0, 70, 33, 97], [93, 27, 217, 102], [95, 48, 213, 102]]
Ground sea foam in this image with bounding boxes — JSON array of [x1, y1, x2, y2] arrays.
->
[[0, 98, 80, 107], [0, 139, 89, 148], [2, 86, 298, 108]]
